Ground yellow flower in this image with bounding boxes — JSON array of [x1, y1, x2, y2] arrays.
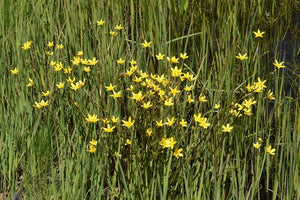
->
[[102, 118, 110, 124], [85, 114, 100, 123], [180, 119, 187, 127], [187, 94, 194, 104], [83, 66, 91, 72], [131, 91, 145, 102], [159, 136, 176, 149], [109, 91, 122, 99], [214, 103, 221, 109], [111, 116, 119, 123], [199, 118, 210, 129], [56, 44, 64, 49], [97, 19, 105, 26], [166, 117, 175, 126], [236, 53, 248, 61], [273, 59, 285, 69], [89, 139, 97, 146], [170, 66, 182, 77], [45, 51, 53, 56], [198, 94, 207, 102], [156, 53, 165, 60], [115, 24, 123, 30], [141, 40, 152, 48], [56, 82, 65, 89], [129, 59, 137, 65], [146, 128, 152, 136], [50, 61, 56, 66], [114, 152, 121, 158], [267, 90, 275, 100], [109, 31, 117, 36], [33, 100, 49, 109], [164, 97, 174, 106], [173, 148, 183, 158], [66, 77, 75, 84], [125, 139, 132, 145], [167, 56, 180, 64], [253, 29, 265, 38], [42, 90, 50, 97], [77, 51, 83, 56], [87, 144, 96, 153], [117, 58, 125, 64], [169, 86, 180, 96], [102, 124, 116, 133], [21, 41, 32, 50], [141, 101, 152, 109], [266, 145, 275, 155], [26, 78, 34, 87], [54, 62, 63, 71], [253, 142, 261, 149], [122, 116, 135, 128], [64, 66, 72, 74], [71, 56, 81, 65], [156, 120, 164, 127], [47, 41, 54, 47], [222, 123, 233, 132], [10, 68, 19, 74], [180, 53, 188, 59], [105, 83, 117, 91], [253, 78, 267, 92], [184, 85, 193, 92], [88, 57, 99, 65]]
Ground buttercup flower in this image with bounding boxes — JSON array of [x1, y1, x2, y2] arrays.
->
[[273, 59, 285, 69], [253, 29, 265, 38], [97, 19, 105, 26], [156, 53, 165, 60], [222, 123, 233, 132], [173, 148, 183, 158], [236, 53, 248, 61], [10, 68, 19, 74], [141, 40, 151, 48], [85, 114, 100, 123], [266, 145, 275, 155], [27, 78, 34, 87], [122, 116, 135, 128]]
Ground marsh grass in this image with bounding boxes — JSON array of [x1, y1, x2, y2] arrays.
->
[[1, 0, 300, 199]]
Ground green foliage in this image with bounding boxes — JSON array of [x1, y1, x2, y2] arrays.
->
[[0, 0, 299, 199]]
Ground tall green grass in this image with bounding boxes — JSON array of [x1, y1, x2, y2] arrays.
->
[[0, 0, 299, 199]]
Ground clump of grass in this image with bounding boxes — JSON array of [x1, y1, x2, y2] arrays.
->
[[0, 0, 299, 199]]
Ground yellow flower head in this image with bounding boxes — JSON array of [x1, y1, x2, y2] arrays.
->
[[273, 59, 285, 69], [85, 114, 100, 123], [27, 78, 34, 87], [97, 19, 105, 26], [87, 144, 96, 153], [89, 139, 97, 146], [117, 58, 125, 64], [10, 68, 19, 74], [156, 53, 165, 60], [173, 148, 183, 158], [222, 123, 233, 132], [180, 53, 188, 59], [141, 40, 152, 48], [122, 116, 135, 128], [115, 24, 123, 30], [236, 53, 248, 61], [266, 145, 275, 155], [253, 29, 265, 38], [56, 44, 64, 49], [47, 41, 54, 47]]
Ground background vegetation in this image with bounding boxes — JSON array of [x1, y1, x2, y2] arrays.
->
[[0, 0, 299, 199]]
